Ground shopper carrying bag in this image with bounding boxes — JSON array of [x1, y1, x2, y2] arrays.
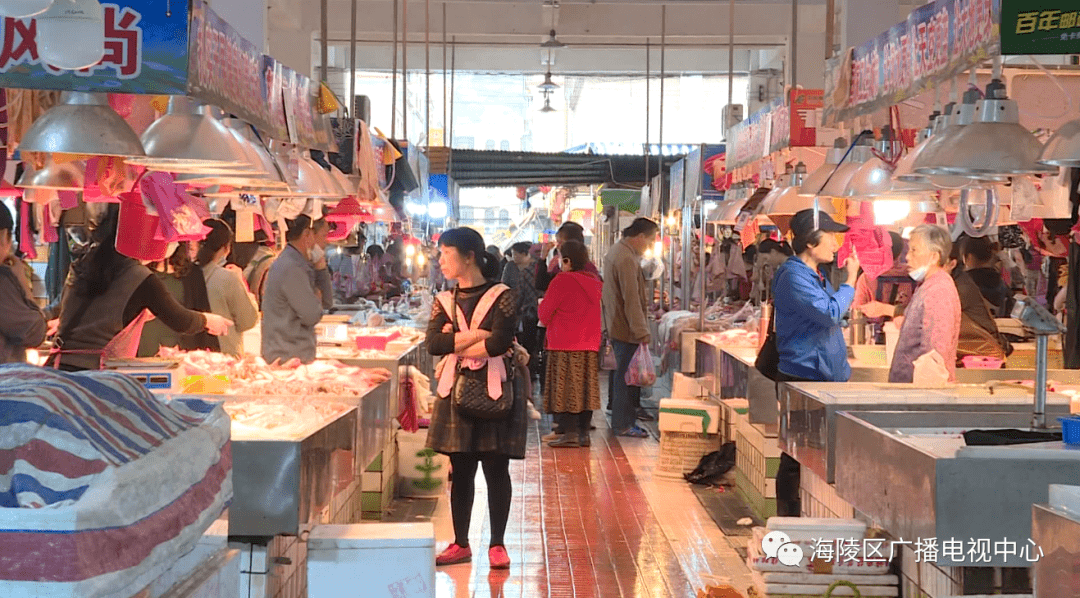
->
[[425, 227, 527, 570]]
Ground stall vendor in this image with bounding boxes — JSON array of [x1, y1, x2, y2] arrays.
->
[[311, 218, 334, 311], [0, 204, 45, 364], [51, 205, 232, 371], [886, 225, 960, 384], [261, 215, 326, 364]]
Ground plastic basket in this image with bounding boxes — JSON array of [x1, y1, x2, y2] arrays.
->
[[1059, 416, 1080, 446], [116, 193, 169, 261]]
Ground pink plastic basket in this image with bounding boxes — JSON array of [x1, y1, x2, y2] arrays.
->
[[355, 331, 402, 351], [962, 355, 1004, 369]]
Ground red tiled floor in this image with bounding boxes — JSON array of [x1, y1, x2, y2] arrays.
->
[[435, 421, 700, 598]]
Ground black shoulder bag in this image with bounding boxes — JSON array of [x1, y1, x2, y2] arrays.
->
[[754, 304, 780, 381], [450, 287, 516, 420]]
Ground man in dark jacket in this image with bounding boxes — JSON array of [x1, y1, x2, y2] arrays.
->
[[962, 235, 1013, 318], [0, 204, 46, 363]]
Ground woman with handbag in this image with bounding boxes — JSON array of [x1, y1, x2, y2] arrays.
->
[[426, 227, 527, 569], [766, 209, 859, 517], [538, 241, 603, 448]]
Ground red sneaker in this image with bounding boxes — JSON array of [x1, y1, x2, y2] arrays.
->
[[489, 545, 511, 569], [436, 543, 472, 566]]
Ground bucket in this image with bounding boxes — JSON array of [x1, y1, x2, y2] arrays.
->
[[396, 429, 449, 498], [116, 193, 168, 261]]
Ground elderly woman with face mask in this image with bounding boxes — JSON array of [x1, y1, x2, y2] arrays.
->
[[884, 224, 961, 383]]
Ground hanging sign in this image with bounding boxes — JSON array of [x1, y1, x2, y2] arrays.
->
[[727, 94, 825, 171], [0, 0, 189, 93], [823, 0, 1001, 126], [999, 1, 1080, 55], [187, 0, 288, 141]]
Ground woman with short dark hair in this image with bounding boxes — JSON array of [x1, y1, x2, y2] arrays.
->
[[196, 219, 260, 357]]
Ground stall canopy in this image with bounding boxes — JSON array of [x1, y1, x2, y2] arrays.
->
[[447, 150, 682, 188]]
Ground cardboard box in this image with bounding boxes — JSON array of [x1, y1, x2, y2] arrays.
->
[[659, 398, 720, 434]]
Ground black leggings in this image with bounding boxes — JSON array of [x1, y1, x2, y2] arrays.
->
[[449, 453, 512, 548]]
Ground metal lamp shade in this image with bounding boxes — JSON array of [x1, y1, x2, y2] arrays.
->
[[1039, 117, 1080, 167], [297, 154, 342, 198], [129, 97, 250, 173], [918, 98, 1056, 178], [842, 156, 895, 198], [17, 158, 84, 191], [800, 145, 847, 195], [19, 92, 144, 158], [708, 198, 748, 224], [817, 151, 865, 197]]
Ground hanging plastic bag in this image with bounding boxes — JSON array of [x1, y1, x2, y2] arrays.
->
[[912, 350, 950, 388], [625, 343, 657, 387]]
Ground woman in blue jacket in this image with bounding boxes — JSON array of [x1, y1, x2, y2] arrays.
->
[[770, 208, 859, 517], [772, 209, 860, 383]]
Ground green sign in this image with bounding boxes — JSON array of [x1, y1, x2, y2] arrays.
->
[[1000, 1, 1080, 54]]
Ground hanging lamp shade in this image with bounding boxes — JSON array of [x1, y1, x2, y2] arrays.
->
[[0, 0, 52, 18], [36, 0, 104, 71], [128, 96, 251, 173], [539, 72, 559, 92], [327, 195, 365, 222], [19, 92, 145, 158], [843, 137, 900, 198], [329, 165, 356, 196], [541, 29, 565, 48], [1039, 114, 1080, 167], [17, 157, 85, 191], [914, 94, 978, 177], [800, 139, 846, 195], [297, 151, 343, 198], [818, 143, 870, 197], [918, 80, 1056, 178]]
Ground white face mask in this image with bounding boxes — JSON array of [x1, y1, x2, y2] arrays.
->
[[309, 244, 325, 263], [909, 264, 930, 282]]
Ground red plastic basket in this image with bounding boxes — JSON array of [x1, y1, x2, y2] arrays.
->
[[116, 193, 169, 261]]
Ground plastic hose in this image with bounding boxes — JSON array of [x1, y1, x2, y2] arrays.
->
[[957, 187, 1000, 238]]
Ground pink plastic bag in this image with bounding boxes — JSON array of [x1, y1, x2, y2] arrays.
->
[[625, 343, 656, 387], [139, 171, 211, 242]]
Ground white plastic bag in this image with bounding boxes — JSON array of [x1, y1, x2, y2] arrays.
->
[[912, 350, 950, 387], [625, 343, 657, 387]]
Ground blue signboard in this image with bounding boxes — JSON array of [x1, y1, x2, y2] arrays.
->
[[0, 1, 189, 94]]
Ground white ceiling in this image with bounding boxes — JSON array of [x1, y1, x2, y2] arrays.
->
[[269, 0, 830, 82]]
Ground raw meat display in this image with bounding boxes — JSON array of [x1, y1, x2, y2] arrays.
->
[[0, 364, 231, 598], [156, 348, 391, 396]]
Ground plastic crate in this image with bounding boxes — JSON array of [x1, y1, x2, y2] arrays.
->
[[1059, 416, 1080, 446]]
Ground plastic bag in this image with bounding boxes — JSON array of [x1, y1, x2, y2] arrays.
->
[[625, 343, 656, 387], [912, 350, 950, 387], [684, 442, 736, 486]]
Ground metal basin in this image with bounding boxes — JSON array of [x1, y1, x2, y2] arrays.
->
[[780, 382, 1072, 483], [834, 410, 1080, 567]]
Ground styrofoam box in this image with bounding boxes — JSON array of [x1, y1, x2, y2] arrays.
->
[[765, 517, 867, 542], [307, 523, 435, 598], [658, 398, 720, 434]]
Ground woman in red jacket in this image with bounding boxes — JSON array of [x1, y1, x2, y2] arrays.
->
[[539, 240, 603, 448]]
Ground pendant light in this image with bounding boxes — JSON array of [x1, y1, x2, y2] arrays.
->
[[19, 92, 145, 158], [842, 127, 900, 198], [800, 138, 847, 195], [0, 0, 52, 18], [36, 0, 104, 71], [541, 29, 565, 49], [538, 71, 559, 92], [128, 96, 251, 173], [1039, 112, 1080, 167], [919, 79, 1057, 178], [818, 137, 871, 197], [540, 95, 555, 113], [17, 156, 85, 191]]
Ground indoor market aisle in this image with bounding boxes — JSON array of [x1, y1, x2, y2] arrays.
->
[[427, 375, 753, 598]]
